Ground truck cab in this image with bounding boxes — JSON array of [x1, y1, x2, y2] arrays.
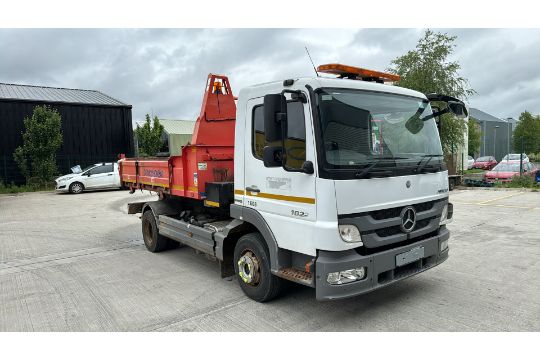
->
[[121, 65, 466, 302]]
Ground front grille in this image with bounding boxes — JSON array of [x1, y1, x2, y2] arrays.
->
[[339, 198, 445, 251], [356, 229, 440, 256], [372, 217, 435, 238], [370, 200, 437, 220]]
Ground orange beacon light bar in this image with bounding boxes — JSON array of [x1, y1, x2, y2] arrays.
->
[[317, 63, 400, 83]]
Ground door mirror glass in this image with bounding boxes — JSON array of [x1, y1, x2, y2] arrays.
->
[[405, 114, 424, 134], [448, 101, 468, 118], [263, 94, 287, 142]]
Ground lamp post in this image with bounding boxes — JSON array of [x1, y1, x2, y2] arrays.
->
[[506, 118, 511, 156], [520, 136, 524, 176], [493, 125, 499, 160]]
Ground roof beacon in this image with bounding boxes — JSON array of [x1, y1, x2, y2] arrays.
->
[[317, 63, 400, 83]]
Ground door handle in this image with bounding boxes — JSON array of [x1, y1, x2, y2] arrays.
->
[[245, 186, 260, 193], [108, 174, 113, 176]]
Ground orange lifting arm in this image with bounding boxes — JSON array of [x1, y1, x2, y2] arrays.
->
[[191, 74, 237, 146]]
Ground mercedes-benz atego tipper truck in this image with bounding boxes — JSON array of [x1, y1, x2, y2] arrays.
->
[[120, 64, 467, 302]]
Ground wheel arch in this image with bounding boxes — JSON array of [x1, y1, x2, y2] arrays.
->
[[217, 205, 284, 277], [141, 200, 179, 219]]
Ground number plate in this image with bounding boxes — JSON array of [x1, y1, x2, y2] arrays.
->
[[396, 246, 424, 267]]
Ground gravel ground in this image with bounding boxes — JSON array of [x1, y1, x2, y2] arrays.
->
[[0, 188, 538, 331]]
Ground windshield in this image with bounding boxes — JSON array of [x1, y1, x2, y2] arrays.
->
[[492, 162, 520, 172], [80, 165, 96, 173], [476, 157, 491, 161], [316, 89, 442, 174], [503, 154, 522, 160]]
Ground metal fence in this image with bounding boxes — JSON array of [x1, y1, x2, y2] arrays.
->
[[1, 154, 122, 185]]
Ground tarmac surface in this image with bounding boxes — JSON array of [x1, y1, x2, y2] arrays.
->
[[0, 188, 538, 331]]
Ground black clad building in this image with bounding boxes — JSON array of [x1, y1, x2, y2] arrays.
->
[[0, 83, 134, 184]]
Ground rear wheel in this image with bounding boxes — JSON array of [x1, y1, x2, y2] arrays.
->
[[142, 210, 168, 252], [234, 232, 283, 302], [69, 182, 84, 194]]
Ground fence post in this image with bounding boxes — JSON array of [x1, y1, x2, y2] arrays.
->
[[3, 154, 7, 184]]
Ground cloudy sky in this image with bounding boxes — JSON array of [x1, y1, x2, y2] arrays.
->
[[1, 28, 539, 123]]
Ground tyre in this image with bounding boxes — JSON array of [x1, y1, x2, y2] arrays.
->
[[69, 182, 84, 194], [234, 232, 283, 302], [142, 210, 168, 253]]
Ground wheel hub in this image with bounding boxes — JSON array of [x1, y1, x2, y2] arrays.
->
[[237, 251, 260, 286]]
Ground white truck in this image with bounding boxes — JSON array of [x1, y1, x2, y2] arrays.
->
[[121, 64, 466, 302]]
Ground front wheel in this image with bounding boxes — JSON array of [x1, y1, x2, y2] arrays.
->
[[234, 233, 283, 302], [69, 182, 84, 194]]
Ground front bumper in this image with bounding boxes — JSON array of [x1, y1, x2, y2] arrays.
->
[[315, 227, 449, 300], [55, 182, 68, 191]]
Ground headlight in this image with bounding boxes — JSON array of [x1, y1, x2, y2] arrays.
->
[[327, 267, 367, 285], [439, 203, 453, 225], [338, 224, 363, 244]]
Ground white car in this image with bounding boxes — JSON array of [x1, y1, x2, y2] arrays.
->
[[502, 153, 529, 163], [55, 162, 121, 194], [467, 155, 475, 169]]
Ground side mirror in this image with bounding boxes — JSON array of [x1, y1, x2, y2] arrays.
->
[[264, 94, 287, 142], [301, 160, 314, 174], [448, 101, 468, 118], [263, 146, 283, 167]]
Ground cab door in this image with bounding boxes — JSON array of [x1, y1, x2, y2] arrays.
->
[[243, 95, 317, 251]]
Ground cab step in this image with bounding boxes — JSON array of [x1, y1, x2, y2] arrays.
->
[[277, 267, 314, 287]]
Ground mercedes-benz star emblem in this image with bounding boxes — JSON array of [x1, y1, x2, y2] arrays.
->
[[406, 180, 411, 188], [400, 206, 416, 233]]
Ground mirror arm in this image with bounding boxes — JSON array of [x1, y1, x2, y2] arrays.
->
[[421, 108, 450, 122]]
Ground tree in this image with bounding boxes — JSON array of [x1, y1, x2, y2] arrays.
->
[[388, 29, 476, 154], [13, 105, 63, 184], [468, 117, 482, 157], [512, 111, 540, 154], [135, 114, 164, 156]]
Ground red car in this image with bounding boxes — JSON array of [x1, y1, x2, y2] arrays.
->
[[484, 161, 538, 183], [472, 156, 497, 170]]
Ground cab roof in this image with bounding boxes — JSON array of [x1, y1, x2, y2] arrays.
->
[[240, 76, 427, 101]]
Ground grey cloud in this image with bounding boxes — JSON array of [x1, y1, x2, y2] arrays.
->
[[1, 28, 539, 122]]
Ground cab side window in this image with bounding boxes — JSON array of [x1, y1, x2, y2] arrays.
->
[[252, 101, 306, 169]]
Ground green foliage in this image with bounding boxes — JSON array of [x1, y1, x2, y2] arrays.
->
[[512, 111, 540, 154], [0, 179, 54, 194], [439, 113, 467, 155], [13, 105, 63, 184], [468, 117, 482, 156], [135, 114, 164, 156], [496, 175, 538, 189], [464, 168, 485, 174], [388, 29, 475, 155]]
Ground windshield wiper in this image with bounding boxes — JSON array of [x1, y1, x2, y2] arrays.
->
[[416, 154, 443, 173], [355, 156, 408, 178]]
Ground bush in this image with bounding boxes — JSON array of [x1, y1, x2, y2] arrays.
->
[[497, 175, 538, 189], [14, 105, 63, 184], [0, 177, 55, 194], [529, 153, 540, 162]]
